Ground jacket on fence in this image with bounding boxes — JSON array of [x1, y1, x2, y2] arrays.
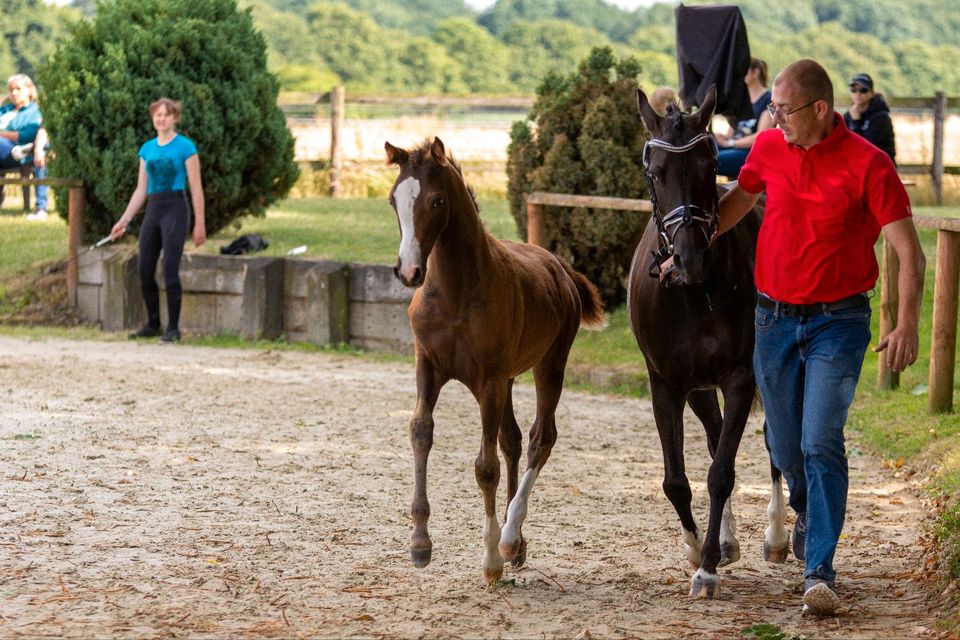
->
[[675, 4, 753, 121], [843, 94, 896, 165]]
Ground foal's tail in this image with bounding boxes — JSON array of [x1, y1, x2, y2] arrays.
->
[[559, 260, 605, 328]]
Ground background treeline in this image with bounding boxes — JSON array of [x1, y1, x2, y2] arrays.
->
[[17, 0, 960, 97]]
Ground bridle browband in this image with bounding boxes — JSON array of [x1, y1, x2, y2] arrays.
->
[[642, 132, 719, 280]]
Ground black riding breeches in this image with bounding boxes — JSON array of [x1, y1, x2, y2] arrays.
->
[[139, 190, 190, 330]]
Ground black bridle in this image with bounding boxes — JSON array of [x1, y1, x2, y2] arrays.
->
[[642, 132, 719, 279]]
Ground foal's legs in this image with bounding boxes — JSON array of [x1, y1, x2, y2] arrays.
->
[[476, 380, 509, 583], [408, 357, 447, 568], [690, 374, 754, 599], [688, 389, 740, 567], [499, 338, 570, 565], [649, 374, 702, 569], [498, 378, 526, 565]]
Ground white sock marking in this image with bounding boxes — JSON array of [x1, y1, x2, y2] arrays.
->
[[765, 477, 789, 551], [720, 497, 737, 547], [394, 176, 421, 280], [501, 468, 539, 547], [682, 526, 702, 566], [482, 515, 503, 576]]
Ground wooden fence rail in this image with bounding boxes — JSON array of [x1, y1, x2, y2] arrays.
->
[[526, 192, 960, 414], [0, 176, 85, 306]]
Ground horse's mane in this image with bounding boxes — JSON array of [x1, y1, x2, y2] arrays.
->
[[409, 140, 480, 213]]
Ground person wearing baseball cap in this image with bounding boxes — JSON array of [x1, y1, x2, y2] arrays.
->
[[843, 72, 896, 163]]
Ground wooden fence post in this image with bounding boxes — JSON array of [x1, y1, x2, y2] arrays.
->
[[932, 91, 946, 207], [67, 186, 85, 307], [878, 235, 900, 390], [526, 201, 544, 247], [929, 229, 960, 413], [329, 86, 345, 198]]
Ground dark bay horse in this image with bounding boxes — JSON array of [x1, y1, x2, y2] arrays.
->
[[628, 87, 789, 598], [385, 137, 604, 583]]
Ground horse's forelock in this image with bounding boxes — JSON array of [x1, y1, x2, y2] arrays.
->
[[405, 141, 480, 212]]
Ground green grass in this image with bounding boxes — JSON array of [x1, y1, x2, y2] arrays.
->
[[0, 209, 67, 282], [200, 197, 518, 263]]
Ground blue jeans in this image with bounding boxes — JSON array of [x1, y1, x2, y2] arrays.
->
[[753, 298, 871, 584], [34, 165, 48, 211], [717, 147, 749, 179], [0, 137, 19, 170]]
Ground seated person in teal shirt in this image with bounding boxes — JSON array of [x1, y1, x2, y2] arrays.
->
[[0, 74, 43, 170]]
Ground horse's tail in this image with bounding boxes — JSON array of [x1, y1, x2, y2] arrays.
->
[[559, 260, 605, 328]]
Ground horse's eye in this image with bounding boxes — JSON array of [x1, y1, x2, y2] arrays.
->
[[432, 198, 444, 209]]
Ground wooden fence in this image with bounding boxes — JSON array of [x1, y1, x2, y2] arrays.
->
[[525, 190, 960, 414], [0, 175, 85, 306]]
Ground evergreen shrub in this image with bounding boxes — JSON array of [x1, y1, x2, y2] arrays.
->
[[507, 47, 648, 304], [38, 0, 298, 241]]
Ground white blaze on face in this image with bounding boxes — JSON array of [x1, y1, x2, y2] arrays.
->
[[394, 176, 422, 281]]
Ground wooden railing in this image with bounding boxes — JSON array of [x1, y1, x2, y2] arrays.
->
[[879, 215, 960, 413], [524, 191, 651, 246], [525, 191, 960, 414], [0, 176, 85, 306]]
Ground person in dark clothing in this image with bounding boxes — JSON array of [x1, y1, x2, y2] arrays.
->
[[715, 58, 774, 178], [843, 73, 896, 164], [110, 98, 206, 343]]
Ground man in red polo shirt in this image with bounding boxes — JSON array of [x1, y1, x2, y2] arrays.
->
[[716, 59, 925, 616]]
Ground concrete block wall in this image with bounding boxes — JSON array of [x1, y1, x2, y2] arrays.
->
[[77, 249, 414, 352], [284, 259, 350, 345], [348, 264, 414, 352]]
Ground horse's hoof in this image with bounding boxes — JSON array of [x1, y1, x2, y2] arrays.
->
[[689, 569, 721, 599], [410, 546, 432, 568], [763, 542, 788, 564], [499, 540, 520, 563], [719, 540, 741, 567], [510, 539, 527, 567], [483, 566, 504, 584]]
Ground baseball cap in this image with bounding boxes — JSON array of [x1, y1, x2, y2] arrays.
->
[[849, 73, 874, 90]]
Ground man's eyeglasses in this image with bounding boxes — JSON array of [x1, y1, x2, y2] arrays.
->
[[850, 87, 870, 94], [766, 100, 818, 121]]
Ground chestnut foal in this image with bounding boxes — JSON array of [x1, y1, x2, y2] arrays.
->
[[385, 138, 604, 583]]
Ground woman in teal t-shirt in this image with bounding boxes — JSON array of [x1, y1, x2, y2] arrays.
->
[[110, 98, 206, 343]]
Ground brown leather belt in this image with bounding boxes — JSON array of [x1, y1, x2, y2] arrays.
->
[[756, 292, 869, 317]]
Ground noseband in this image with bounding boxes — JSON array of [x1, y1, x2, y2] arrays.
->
[[642, 133, 719, 279]]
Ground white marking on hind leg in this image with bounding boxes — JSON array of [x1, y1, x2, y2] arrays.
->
[[500, 468, 539, 553], [394, 176, 422, 281], [719, 497, 741, 565], [481, 515, 504, 582], [682, 526, 702, 567], [765, 477, 789, 558]]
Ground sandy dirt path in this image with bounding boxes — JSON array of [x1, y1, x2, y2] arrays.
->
[[0, 336, 940, 638]]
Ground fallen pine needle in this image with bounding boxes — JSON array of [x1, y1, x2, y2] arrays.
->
[[531, 567, 566, 592]]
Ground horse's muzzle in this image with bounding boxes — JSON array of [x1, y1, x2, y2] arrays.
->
[[394, 261, 425, 288]]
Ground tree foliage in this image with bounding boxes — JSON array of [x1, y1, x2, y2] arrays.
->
[[508, 48, 648, 304], [40, 0, 299, 241], [58, 0, 960, 97], [0, 0, 78, 81]]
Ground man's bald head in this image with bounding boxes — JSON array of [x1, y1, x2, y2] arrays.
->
[[774, 59, 834, 107]]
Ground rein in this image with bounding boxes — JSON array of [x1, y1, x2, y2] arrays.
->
[[642, 132, 719, 282]]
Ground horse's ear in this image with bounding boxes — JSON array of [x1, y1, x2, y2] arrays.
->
[[695, 85, 718, 131], [637, 88, 662, 135], [385, 141, 409, 166], [430, 137, 449, 166]]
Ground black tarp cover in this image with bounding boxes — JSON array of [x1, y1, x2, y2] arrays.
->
[[675, 4, 753, 120]]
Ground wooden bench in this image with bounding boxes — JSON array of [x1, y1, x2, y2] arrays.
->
[[0, 163, 35, 210]]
